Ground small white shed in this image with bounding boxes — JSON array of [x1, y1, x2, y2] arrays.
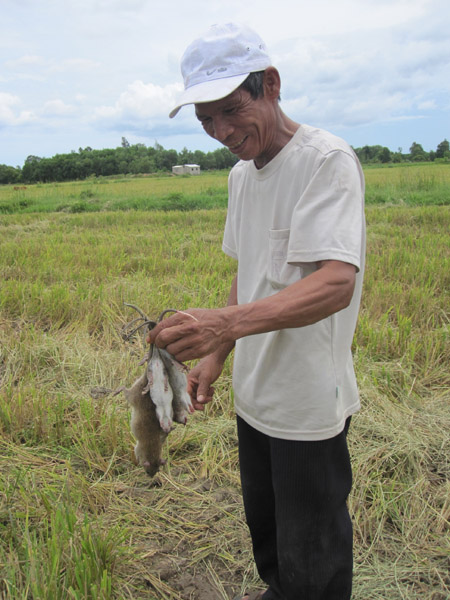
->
[[172, 164, 201, 175]]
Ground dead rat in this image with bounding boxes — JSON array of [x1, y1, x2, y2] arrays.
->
[[121, 372, 167, 477], [142, 344, 174, 434], [151, 308, 196, 424], [141, 307, 194, 431], [119, 304, 197, 475], [159, 348, 194, 425]]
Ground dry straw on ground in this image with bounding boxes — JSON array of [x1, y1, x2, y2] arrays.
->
[[0, 173, 449, 598]]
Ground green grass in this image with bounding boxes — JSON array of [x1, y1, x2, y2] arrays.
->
[[0, 163, 449, 215], [0, 172, 229, 215], [363, 163, 450, 205], [0, 165, 449, 598]]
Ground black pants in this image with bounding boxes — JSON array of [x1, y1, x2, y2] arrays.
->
[[237, 416, 353, 600]]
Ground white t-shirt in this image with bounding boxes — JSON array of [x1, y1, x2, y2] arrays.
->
[[222, 124, 366, 441]]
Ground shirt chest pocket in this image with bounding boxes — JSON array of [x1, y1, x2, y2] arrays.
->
[[267, 228, 302, 289]]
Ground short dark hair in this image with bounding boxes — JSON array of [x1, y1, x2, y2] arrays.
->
[[239, 71, 265, 99], [239, 70, 280, 101]]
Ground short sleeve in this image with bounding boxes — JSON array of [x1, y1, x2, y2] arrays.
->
[[222, 169, 238, 259], [286, 150, 364, 270], [222, 210, 238, 259]]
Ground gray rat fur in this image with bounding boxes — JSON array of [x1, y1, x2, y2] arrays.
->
[[123, 372, 167, 477]]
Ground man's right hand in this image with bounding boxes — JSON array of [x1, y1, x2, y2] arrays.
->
[[187, 355, 225, 411]]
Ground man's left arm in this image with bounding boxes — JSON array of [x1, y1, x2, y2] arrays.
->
[[150, 259, 356, 362]]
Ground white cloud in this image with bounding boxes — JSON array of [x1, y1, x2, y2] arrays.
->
[[91, 0, 148, 11], [0, 0, 449, 166], [93, 80, 183, 124], [418, 100, 437, 110], [4, 55, 100, 80], [51, 58, 101, 73], [4, 54, 45, 68], [274, 13, 450, 132], [41, 99, 76, 116], [0, 93, 35, 126]]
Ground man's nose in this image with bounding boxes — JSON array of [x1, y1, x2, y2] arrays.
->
[[212, 117, 233, 143]]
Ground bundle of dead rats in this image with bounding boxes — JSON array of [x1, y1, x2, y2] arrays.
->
[[116, 304, 195, 477]]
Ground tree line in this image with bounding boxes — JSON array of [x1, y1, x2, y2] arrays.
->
[[353, 139, 449, 164], [0, 138, 239, 185], [1, 137, 449, 185]]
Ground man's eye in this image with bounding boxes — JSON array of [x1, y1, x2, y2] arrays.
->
[[224, 107, 236, 115]]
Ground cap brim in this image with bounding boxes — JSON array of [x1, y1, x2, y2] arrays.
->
[[169, 73, 249, 118]]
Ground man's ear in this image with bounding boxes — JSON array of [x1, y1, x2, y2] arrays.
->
[[263, 67, 281, 101]]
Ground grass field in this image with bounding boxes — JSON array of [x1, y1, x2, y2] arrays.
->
[[0, 163, 449, 599], [1, 162, 449, 215]]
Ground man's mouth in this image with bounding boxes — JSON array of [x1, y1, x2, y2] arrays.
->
[[228, 136, 248, 151]]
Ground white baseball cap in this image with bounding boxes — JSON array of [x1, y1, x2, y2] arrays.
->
[[169, 23, 272, 118]]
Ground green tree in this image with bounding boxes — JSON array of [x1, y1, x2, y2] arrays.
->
[[409, 142, 428, 162], [129, 157, 156, 174], [22, 156, 43, 183], [210, 147, 238, 169], [354, 145, 386, 163], [155, 149, 179, 171], [379, 147, 392, 163], [361, 146, 372, 162], [178, 146, 194, 165], [436, 139, 449, 159], [0, 164, 21, 184]]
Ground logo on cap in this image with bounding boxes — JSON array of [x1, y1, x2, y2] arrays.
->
[[206, 67, 228, 77]]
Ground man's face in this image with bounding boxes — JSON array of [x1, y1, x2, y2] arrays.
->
[[195, 87, 278, 168]]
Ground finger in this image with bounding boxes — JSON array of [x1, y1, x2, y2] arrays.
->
[[155, 321, 199, 350], [187, 376, 198, 398], [163, 335, 193, 355], [173, 346, 209, 362], [149, 313, 186, 343], [151, 328, 180, 349], [148, 322, 162, 344], [196, 379, 215, 403], [187, 376, 200, 396], [192, 401, 205, 411], [165, 334, 207, 361], [192, 391, 214, 411]]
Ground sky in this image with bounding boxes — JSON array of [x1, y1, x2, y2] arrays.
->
[[1, 0, 449, 168]]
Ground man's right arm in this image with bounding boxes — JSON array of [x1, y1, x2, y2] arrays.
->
[[187, 276, 237, 410]]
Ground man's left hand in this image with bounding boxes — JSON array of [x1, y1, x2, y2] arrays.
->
[[146, 308, 231, 362]]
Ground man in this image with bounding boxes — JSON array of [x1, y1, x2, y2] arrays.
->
[[149, 23, 365, 600]]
